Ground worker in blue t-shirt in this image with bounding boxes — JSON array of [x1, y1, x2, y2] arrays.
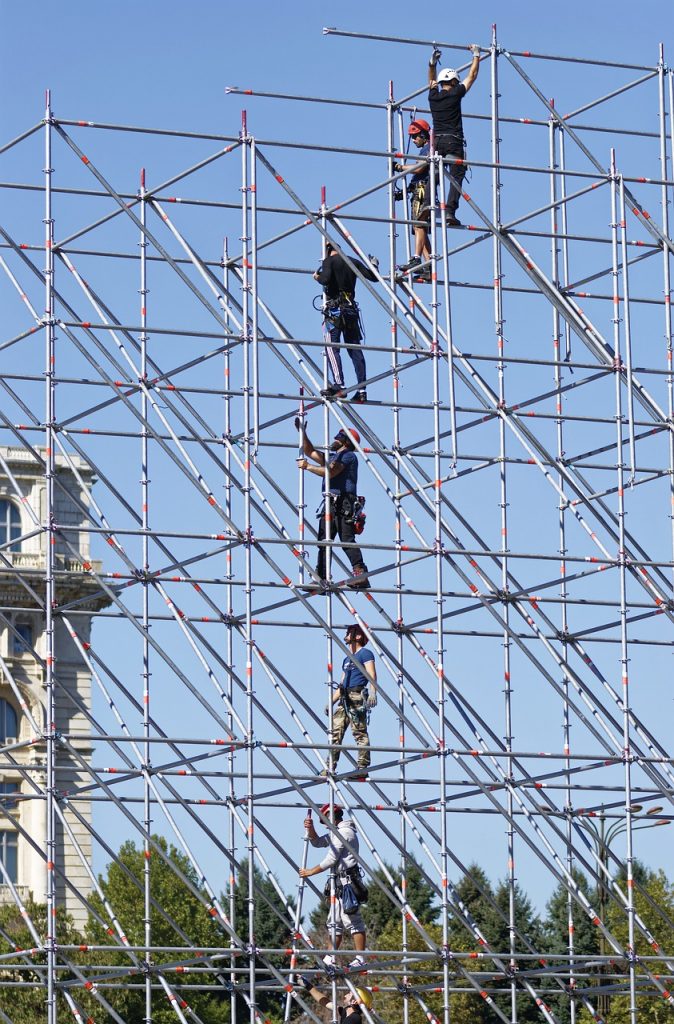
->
[[394, 119, 432, 281], [427, 43, 481, 226], [327, 624, 377, 777], [297, 425, 369, 589]]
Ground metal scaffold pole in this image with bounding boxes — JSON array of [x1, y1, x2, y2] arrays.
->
[[2, 26, 674, 1024]]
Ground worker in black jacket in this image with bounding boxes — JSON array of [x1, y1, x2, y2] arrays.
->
[[314, 242, 378, 403], [428, 44, 481, 226]]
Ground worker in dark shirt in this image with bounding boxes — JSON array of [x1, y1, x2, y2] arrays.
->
[[294, 973, 373, 1021], [297, 425, 370, 589], [428, 43, 481, 226], [394, 118, 432, 280], [314, 242, 378, 403]]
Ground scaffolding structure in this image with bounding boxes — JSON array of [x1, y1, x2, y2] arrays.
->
[[2, 23, 674, 1024]]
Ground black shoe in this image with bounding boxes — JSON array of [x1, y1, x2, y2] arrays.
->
[[353, 390, 367, 403], [320, 384, 346, 399], [399, 255, 422, 272], [447, 215, 462, 227], [414, 268, 432, 282]]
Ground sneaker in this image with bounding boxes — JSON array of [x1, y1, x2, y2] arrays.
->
[[414, 267, 432, 282], [348, 955, 366, 971], [447, 216, 462, 227], [353, 390, 367, 403], [399, 255, 422, 273], [321, 384, 346, 400], [323, 954, 336, 968]]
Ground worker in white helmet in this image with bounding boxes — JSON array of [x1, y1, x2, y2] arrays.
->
[[428, 43, 481, 226]]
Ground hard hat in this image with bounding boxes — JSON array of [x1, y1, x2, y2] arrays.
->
[[335, 428, 360, 448], [356, 988, 373, 1009], [319, 802, 344, 816], [437, 67, 459, 83], [408, 118, 430, 136]]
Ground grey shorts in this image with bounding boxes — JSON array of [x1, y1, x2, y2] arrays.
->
[[326, 896, 366, 936]]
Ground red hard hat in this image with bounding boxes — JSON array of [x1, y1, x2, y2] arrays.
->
[[320, 803, 343, 816], [334, 428, 360, 448], [408, 118, 430, 136]]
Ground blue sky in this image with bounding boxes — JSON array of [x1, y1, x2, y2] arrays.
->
[[2, 0, 674, 929]]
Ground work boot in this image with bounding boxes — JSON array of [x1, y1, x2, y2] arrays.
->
[[353, 390, 367, 403], [321, 384, 346, 400], [348, 565, 371, 590], [447, 215, 462, 227], [414, 266, 432, 282]]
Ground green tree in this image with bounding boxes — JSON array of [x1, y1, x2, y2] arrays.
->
[[87, 835, 230, 1024], [360, 858, 439, 940], [542, 869, 598, 1024], [0, 898, 90, 1023], [232, 858, 296, 1022]]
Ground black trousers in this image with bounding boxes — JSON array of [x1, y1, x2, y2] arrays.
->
[[316, 495, 364, 579], [435, 135, 467, 216]]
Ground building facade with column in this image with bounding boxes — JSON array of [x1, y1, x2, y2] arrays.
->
[[0, 446, 108, 930]]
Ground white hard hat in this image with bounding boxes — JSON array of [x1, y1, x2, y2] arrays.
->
[[437, 67, 459, 83]]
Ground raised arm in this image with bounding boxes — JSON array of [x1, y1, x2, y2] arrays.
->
[[463, 44, 481, 92], [428, 46, 441, 86]]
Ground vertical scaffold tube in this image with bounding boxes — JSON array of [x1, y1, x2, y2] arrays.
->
[[658, 51, 674, 592], [240, 109, 257, 1024], [388, 85, 411, 1024], [610, 151, 637, 1024], [430, 143, 450, 1024], [491, 30, 517, 1022], [139, 166, 153, 1024], [251, 139, 260, 457], [43, 88, 58, 1024], [549, 106, 577, 1024], [224, 237, 238, 1023]]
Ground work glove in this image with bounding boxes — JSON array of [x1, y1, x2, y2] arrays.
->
[[470, 43, 480, 56], [294, 416, 306, 432], [368, 254, 379, 270], [394, 161, 404, 173], [324, 704, 330, 717], [430, 47, 442, 65], [367, 691, 378, 709], [298, 974, 312, 991]]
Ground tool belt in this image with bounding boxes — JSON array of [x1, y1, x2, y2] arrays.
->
[[411, 180, 430, 222], [316, 493, 365, 528], [324, 291, 359, 327], [323, 866, 369, 905]]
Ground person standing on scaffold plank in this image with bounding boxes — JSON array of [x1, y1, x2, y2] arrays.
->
[[427, 43, 481, 227], [314, 241, 379, 403], [296, 423, 370, 590], [394, 118, 433, 282]]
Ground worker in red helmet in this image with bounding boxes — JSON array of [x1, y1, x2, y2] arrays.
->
[[394, 119, 432, 281], [299, 803, 368, 971], [313, 241, 379, 403], [428, 43, 481, 226], [297, 424, 369, 589], [326, 624, 377, 777]]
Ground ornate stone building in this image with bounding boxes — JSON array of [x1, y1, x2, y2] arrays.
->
[[0, 446, 107, 930]]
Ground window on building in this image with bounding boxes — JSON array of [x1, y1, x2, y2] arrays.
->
[[0, 699, 18, 744], [0, 501, 21, 553], [0, 831, 18, 883], [12, 622, 33, 656], [0, 782, 19, 810]]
